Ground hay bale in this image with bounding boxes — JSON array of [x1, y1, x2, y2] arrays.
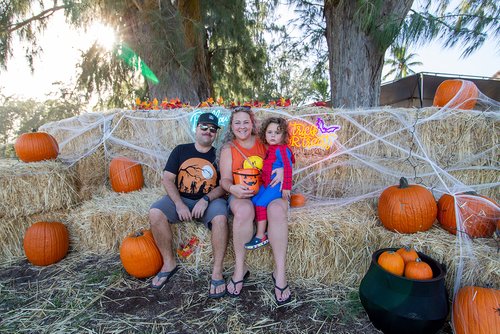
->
[[74, 147, 107, 200], [0, 159, 79, 218], [65, 186, 499, 290], [0, 210, 69, 260], [106, 111, 194, 175], [246, 201, 380, 287], [68, 188, 163, 252]]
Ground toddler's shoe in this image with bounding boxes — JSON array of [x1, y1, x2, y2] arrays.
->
[[244, 234, 269, 250]]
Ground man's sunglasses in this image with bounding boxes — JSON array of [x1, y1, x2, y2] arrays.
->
[[198, 124, 218, 133]]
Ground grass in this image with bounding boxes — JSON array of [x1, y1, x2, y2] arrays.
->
[[0, 252, 454, 333]]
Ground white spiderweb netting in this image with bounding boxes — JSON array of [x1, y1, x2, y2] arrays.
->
[[40, 81, 499, 297]]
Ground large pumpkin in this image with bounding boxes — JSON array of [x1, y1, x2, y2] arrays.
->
[[437, 192, 499, 238], [120, 229, 163, 278], [109, 157, 144, 193], [378, 177, 437, 233], [453, 286, 500, 334], [23, 222, 69, 266], [14, 131, 59, 162], [433, 79, 479, 110]]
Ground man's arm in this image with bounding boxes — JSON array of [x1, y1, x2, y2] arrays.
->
[[162, 170, 192, 221]]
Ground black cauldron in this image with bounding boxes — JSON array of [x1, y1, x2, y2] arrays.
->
[[359, 248, 449, 334]]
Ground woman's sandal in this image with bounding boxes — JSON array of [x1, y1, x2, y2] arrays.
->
[[226, 271, 250, 298], [272, 273, 292, 305]]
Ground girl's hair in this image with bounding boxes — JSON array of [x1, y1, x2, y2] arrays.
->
[[259, 117, 289, 145]]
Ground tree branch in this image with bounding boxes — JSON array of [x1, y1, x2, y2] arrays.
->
[[7, 5, 68, 34]]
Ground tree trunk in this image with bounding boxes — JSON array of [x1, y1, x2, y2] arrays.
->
[[324, 0, 413, 108], [126, 0, 210, 104]]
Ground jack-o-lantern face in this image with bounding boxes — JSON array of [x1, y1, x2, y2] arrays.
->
[[233, 168, 261, 193]]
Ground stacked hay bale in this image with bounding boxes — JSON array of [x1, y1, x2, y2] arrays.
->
[[0, 159, 79, 258], [106, 111, 194, 187], [3, 106, 497, 292], [40, 112, 113, 200]]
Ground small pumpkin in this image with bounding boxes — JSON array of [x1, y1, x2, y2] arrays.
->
[[109, 157, 144, 193], [437, 192, 499, 238], [119, 229, 163, 278], [378, 177, 437, 233], [233, 168, 261, 193], [14, 131, 59, 163], [290, 193, 307, 207], [453, 286, 500, 334], [433, 79, 479, 110], [404, 258, 433, 280], [23, 222, 69, 266], [396, 246, 419, 264], [377, 250, 404, 276]]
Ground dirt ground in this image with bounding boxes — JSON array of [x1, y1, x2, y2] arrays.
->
[[0, 253, 453, 333]]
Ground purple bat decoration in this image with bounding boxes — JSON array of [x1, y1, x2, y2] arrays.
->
[[316, 117, 341, 134]]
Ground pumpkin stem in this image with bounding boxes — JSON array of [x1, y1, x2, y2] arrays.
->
[[463, 191, 478, 196], [134, 230, 144, 237], [399, 177, 409, 189]]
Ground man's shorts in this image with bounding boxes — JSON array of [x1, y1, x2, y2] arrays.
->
[[151, 195, 228, 230]]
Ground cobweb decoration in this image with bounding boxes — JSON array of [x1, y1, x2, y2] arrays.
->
[[40, 84, 499, 296]]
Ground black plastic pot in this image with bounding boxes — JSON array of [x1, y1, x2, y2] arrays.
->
[[359, 248, 449, 334]]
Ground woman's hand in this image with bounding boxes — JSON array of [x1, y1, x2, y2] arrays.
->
[[270, 167, 284, 190], [230, 184, 255, 199]]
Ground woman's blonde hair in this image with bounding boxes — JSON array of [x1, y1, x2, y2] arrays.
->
[[221, 106, 258, 144], [259, 117, 289, 145]]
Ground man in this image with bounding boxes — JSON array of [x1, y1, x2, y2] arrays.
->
[[149, 112, 228, 298]]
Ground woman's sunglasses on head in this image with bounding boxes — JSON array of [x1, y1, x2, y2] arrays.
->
[[198, 124, 218, 133]]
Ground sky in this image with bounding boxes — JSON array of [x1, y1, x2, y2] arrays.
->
[[0, 5, 498, 101]]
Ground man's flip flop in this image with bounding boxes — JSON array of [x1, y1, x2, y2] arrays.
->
[[151, 266, 180, 290], [226, 271, 250, 298], [208, 278, 226, 299]]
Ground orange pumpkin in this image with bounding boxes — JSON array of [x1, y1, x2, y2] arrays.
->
[[433, 79, 479, 110], [23, 222, 69, 266], [378, 177, 437, 233], [290, 193, 307, 207], [437, 192, 499, 238], [109, 157, 144, 193], [453, 286, 500, 334], [377, 251, 404, 276], [119, 229, 163, 278], [404, 258, 433, 280], [14, 132, 59, 162], [396, 246, 419, 264], [233, 168, 261, 193]]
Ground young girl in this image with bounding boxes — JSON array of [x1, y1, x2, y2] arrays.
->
[[245, 117, 295, 250]]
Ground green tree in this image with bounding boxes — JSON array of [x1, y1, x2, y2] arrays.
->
[[383, 45, 423, 81], [1, 0, 277, 106], [0, 88, 86, 146], [292, 0, 499, 107]]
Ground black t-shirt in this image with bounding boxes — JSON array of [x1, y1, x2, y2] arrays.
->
[[164, 143, 219, 200]]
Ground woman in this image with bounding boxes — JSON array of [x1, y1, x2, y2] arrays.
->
[[219, 107, 292, 305]]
